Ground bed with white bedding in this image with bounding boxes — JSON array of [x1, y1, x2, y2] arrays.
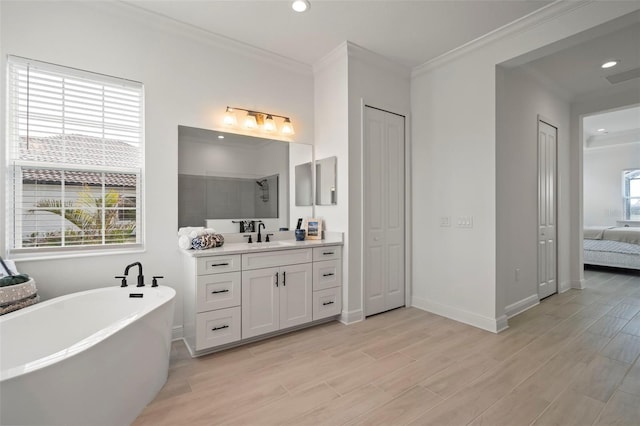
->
[[584, 226, 640, 270]]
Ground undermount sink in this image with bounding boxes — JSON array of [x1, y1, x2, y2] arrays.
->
[[248, 240, 295, 248], [230, 240, 296, 251]]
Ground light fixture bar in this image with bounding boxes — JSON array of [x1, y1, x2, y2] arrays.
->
[[226, 106, 292, 122]]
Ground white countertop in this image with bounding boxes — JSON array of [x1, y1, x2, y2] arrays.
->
[[181, 232, 343, 257]]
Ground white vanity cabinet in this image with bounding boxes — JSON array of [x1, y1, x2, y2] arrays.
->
[[241, 249, 313, 338], [182, 241, 342, 357], [183, 254, 242, 352], [241, 262, 313, 339], [312, 247, 342, 320]]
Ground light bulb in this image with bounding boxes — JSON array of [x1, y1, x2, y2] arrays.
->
[[223, 107, 237, 126], [601, 60, 619, 69], [264, 115, 277, 132], [281, 118, 294, 135], [244, 113, 258, 129], [292, 0, 310, 13]]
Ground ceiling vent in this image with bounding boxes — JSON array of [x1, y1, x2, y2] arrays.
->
[[605, 67, 640, 85]]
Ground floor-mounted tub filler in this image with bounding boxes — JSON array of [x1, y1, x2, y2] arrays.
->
[[0, 285, 176, 426]]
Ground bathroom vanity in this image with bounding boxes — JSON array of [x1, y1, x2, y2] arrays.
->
[[181, 234, 343, 357]]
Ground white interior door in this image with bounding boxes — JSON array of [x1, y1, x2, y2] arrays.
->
[[538, 119, 557, 300], [364, 106, 405, 317]]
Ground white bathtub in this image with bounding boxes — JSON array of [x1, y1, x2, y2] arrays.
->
[[0, 285, 176, 426]]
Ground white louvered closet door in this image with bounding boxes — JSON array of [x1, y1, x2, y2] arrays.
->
[[364, 106, 405, 317], [538, 119, 558, 300]]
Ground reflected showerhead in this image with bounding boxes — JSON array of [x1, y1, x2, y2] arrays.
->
[[256, 179, 267, 187]]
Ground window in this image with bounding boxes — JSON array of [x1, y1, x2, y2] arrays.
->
[[6, 56, 144, 255], [623, 169, 640, 221]]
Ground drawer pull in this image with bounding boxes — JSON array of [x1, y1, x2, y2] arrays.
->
[[322, 273, 335, 277], [211, 325, 229, 331], [211, 289, 230, 294], [210, 262, 230, 267], [323, 251, 335, 255], [322, 301, 335, 306]]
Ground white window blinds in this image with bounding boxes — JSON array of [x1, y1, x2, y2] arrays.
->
[[6, 56, 144, 255]]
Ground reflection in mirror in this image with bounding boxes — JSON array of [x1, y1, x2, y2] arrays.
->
[[316, 156, 337, 205], [178, 126, 313, 233], [295, 162, 313, 206]]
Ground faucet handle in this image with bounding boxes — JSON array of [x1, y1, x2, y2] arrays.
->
[[152, 276, 164, 287], [243, 234, 253, 243], [115, 276, 127, 287], [266, 233, 274, 242]]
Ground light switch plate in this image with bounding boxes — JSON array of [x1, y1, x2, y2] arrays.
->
[[439, 216, 451, 227]]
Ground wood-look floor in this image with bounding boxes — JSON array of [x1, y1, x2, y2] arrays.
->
[[134, 269, 640, 425]]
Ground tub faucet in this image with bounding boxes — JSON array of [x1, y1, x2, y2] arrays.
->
[[124, 262, 144, 287]]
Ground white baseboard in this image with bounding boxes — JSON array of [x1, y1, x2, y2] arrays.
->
[[496, 315, 509, 333], [411, 296, 503, 333], [172, 325, 183, 341], [504, 294, 539, 319], [340, 309, 363, 324], [571, 279, 585, 290]]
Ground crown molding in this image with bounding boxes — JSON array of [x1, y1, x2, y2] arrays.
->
[[411, 0, 596, 78], [313, 41, 349, 75], [98, 1, 313, 76], [346, 41, 411, 79]]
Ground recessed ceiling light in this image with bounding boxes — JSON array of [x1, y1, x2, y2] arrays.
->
[[596, 128, 608, 134], [292, 0, 310, 13], [217, 135, 224, 139], [601, 60, 619, 69]]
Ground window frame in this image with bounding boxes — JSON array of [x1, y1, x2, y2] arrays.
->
[[623, 168, 640, 222], [5, 56, 145, 258]]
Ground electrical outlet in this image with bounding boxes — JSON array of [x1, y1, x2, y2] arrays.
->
[[440, 216, 451, 227]]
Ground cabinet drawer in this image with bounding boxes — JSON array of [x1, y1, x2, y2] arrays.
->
[[313, 287, 342, 320], [242, 249, 312, 270], [196, 306, 241, 350], [313, 259, 342, 291], [197, 255, 241, 275], [196, 271, 241, 312], [313, 246, 341, 261]]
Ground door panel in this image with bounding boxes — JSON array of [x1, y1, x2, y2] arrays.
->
[[538, 120, 557, 299], [242, 267, 279, 338], [279, 263, 313, 329], [364, 106, 405, 316]]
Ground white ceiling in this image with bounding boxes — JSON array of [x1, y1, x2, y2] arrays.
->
[[123, 0, 552, 69], [518, 20, 640, 101], [584, 106, 640, 148]]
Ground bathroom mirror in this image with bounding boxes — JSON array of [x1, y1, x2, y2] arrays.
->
[[178, 125, 313, 233], [295, 162, 313, 206], [315, 156, 337, 205]]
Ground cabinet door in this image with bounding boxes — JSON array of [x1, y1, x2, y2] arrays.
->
[[242, 267, 280, 339], [279, 263, 313, 329]]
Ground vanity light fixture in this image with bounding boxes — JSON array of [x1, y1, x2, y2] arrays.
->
[[601, 60, 619, 69], [264, 115, 277, 132], [292, 0, 310, 13], [222, 106, 295, 136], [244, 112, 258, 129], [223, 107, 237, 126], [281, 118, 295, 135]]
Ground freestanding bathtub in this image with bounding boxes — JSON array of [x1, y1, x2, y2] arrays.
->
[[0, 285, 176, 426]]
